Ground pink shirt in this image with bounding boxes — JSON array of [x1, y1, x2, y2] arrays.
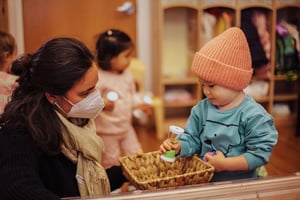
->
[[95, 69, 140, 135]]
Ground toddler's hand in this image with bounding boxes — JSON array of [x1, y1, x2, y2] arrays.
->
[[204, 150, 226, 172], [203, 151, 216, 162], [103, 98, 115, 111], [159, 139, 181, 155], [136, 103, 152, 116], [136, 149, 144, 156]]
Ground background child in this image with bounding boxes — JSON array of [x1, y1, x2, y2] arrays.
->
[[160, 27, 278, 182], [0, 30, 18, 114], [95, 29, 150, 169]]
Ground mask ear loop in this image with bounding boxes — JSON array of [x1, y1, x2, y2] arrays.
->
[[53, 99, 68, 116], [62, 96, 75, 106]]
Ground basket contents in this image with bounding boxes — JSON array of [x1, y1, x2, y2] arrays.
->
[[119, 151, 214, 190]]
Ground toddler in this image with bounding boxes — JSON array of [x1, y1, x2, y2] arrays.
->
[[160, 27, 278, 182], [95, 29, 150, 169]]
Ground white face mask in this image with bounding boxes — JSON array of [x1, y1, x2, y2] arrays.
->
[[55, 90, 104, 119]]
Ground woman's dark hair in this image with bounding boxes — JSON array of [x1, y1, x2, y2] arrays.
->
[[0, 37, 94, 155], [95, 29, 133, 70]]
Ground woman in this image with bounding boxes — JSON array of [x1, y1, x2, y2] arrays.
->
[[0, 37, 127, 199]]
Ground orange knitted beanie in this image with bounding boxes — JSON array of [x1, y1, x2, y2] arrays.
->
[[192, 27, 253, 90]]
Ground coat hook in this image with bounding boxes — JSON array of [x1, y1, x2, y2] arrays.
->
[[116, 1, 135, 15]]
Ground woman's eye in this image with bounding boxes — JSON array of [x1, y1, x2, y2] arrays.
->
[[80, 91, 90, 97]]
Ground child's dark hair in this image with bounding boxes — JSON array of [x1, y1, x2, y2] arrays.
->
[[95, 29, 133, 70], [0, 30, 16, 66]]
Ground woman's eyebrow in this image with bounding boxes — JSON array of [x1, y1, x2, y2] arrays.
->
[[78, 86, 95, 95]]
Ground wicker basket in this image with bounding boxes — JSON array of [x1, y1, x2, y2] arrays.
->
[[119, 151, 214, 190]]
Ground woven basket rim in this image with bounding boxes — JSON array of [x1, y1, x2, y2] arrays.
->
[[119, 151, 215, 187]]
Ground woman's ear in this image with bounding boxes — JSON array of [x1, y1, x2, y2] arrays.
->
[[44, 92, 58, 104]]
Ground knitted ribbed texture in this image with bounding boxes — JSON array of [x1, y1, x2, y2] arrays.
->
[[192, 27, 253, 90]]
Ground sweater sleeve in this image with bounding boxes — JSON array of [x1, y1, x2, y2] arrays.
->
[[177, 101, 207, 157], [242, 108, 278, 170], [0, 127, 60, 200]]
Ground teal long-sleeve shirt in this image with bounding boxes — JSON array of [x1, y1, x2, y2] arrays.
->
[[177, 96, 278, 181]]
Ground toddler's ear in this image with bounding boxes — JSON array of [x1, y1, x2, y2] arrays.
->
[[44, 92, 58, 104]]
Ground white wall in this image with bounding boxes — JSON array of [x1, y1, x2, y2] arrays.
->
[[8, 0, 24, 55], [137, 0, 152, 91]]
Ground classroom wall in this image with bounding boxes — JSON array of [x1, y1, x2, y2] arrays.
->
[[8, 0, 152, 91]]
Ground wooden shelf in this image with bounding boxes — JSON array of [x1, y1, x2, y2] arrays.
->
[[163, 77, 199, 85], [164, 99, 198, 107], [253, 96, 271, 103], [151, 0, 299, 129], [274, 94, 298, 101], [274, 74, 298, 81]]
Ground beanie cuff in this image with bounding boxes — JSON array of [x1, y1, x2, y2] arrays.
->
[[192, 52, 253, 90]]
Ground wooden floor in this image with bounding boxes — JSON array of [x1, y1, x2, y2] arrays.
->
[[135, 119, 300, 177]]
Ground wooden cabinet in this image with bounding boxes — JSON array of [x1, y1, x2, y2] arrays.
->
[[151, 0, 300, 136], [273, 3, 300, 126], [0, 0, 8, 31], [151, 1, 201, 129]]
